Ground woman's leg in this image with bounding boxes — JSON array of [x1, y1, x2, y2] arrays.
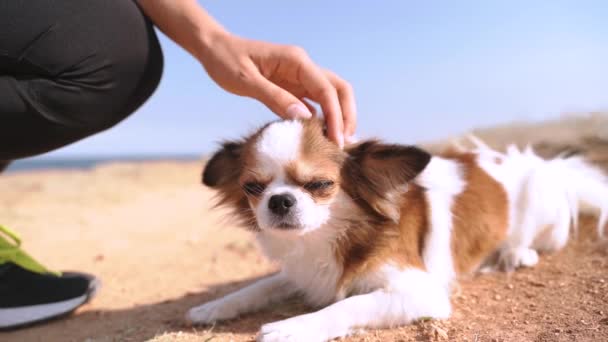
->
[[0, 0, 163, 329], [0, 0, 163, 160]]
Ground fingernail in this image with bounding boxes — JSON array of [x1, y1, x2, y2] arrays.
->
[[338, 133, 345, 148], [286, 103, 312, 119]]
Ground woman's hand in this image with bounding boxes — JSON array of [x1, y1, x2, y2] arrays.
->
[[138, 0, 356, 147], [199, 32, 356, 147]]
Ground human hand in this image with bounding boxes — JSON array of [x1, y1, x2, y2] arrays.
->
[[137, 0, 355, 147], [198, 32, 357, 147]]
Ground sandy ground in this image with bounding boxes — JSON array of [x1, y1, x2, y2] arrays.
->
[[2, 115, 608, 342]]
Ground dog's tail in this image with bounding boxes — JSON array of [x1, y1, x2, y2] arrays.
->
[[551, 154, 608, 237], [467, 135, 608, 246]]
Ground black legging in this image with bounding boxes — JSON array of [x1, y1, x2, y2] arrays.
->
[[0, 0, 164, 163]]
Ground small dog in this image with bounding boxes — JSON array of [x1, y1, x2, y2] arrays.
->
[[187, 119, 608, 342]]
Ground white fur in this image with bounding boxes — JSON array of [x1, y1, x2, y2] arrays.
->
[[470, 137, 608, 271], [256, 120, 302, 174], [415, 157, 465, 287], [256, 221, 342, 307], [186, 273, 293, 324], [257, 267, 450, 342]]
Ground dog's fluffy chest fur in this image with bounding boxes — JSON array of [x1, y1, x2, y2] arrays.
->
[[257, 226, 394, 307], [257, 230, 343, 306]]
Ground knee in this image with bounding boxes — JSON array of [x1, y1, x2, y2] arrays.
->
[[49, 0, 164, 133], [89, 23, 164, 132]]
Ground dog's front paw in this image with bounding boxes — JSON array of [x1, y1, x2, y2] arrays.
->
[[186, 299, 240, 325], [498, 247, 539, 271], [257, 317, 328, 342]]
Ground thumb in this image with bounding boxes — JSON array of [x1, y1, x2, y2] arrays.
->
[[248, 73, 312, 120]]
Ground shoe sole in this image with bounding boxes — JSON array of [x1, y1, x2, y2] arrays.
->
[[0, 276, 100, 330]]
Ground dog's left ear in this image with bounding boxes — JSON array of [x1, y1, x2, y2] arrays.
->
[[342, 140, 431, 221], [203, 141, 243, 187]]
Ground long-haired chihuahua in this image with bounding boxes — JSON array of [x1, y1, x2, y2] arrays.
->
[[187, 119, 607, 342]]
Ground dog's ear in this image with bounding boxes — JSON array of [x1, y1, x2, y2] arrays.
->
[[203, 141, 244, 187], [203, 141, 256, 228], [342, 140, 431, 222]]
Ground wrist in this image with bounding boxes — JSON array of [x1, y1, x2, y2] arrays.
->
[[195, 24, 230, 63]]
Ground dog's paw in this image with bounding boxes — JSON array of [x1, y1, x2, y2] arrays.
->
[[257, 317, 327, 342], [186, 299, 239, 325], [498, 247, 539, 271]]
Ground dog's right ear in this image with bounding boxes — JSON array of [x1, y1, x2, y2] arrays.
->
[[342, 140, 432, 222], [203, 141, 256, 228], [203, 141, 244, 187]]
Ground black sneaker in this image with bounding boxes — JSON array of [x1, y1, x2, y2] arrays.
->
[[0, 225, 99, 330], [0, 262, 99, 330]]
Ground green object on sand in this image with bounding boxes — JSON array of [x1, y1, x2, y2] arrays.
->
[[0, 225, 60, 276]]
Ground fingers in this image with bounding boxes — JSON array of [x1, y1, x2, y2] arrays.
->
[[244, 62, 313, 120], [300, 98, 318, 116], [292, 52, 345, 147], [324, 70, 357, 141], [244, 43, 357, 148]]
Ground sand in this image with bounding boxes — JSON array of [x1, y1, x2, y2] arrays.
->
[[2, 114, 608, 342]]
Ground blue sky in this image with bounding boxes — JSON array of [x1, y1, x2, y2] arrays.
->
[[42, 1, 608, 158]]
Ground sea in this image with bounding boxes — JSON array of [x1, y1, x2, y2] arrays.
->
[[4, 155, 201, 173]]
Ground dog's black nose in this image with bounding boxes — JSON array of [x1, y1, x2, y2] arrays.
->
[[268, 193, 296, 216]]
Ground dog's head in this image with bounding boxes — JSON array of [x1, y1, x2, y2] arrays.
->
[[203, 119, 431, 234]]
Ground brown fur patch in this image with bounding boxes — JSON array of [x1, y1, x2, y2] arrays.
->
[[284, 160, 338, 202], [334, 139, 433, 292], [299, 119, 344, 165], [446, 153, 509, 274], [335, 185, 428, 292], [285, 119, 344, 203]]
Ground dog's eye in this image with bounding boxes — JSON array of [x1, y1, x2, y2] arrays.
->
[[243, 182, 266, 196], [304, 180, 335, 191]]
